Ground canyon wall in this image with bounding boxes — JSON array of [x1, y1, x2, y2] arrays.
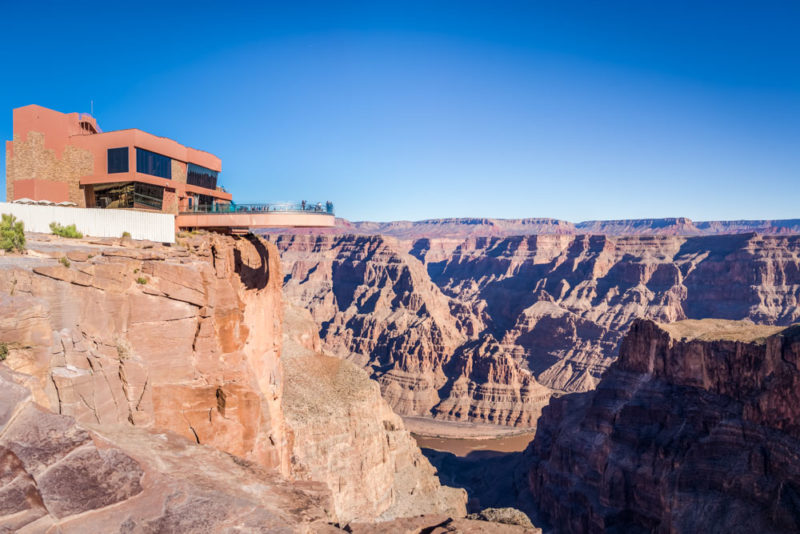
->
[[266, 216, 800, 239], [268, 232, 800, 426], [526, 319, 800, 533], [281, 304, 466, 522], [0, 232, 466, 530]]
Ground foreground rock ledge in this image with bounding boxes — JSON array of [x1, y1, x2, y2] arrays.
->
[[0, 233, 479, 531]]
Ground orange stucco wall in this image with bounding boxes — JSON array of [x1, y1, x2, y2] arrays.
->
[[13, 179, 70, 203]]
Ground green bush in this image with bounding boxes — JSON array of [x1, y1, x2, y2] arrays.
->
[[121, 231, 132, 238], [50, 222, 83, 239], [0, 214, 26, 252], [136, 277, 148, 285], [0, 342, 8, 361], [59, 256, 71, 268]]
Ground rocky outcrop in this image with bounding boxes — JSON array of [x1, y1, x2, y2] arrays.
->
[[0, 232, 468, 529], [0, 364, 334, 533], [466, 508, 536, 529], [343, 514, 541, 533], [281, 304, 467, 522], [526, 319, 800, 533], [264, 216, 800, 239], [269, 232, 800, 426], [0, 233, 288, 472]]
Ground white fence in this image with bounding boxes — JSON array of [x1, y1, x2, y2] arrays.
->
[[0, 203, 175, 243]]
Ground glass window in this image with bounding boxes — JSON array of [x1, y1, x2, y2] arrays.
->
[[133, 183, 165, 210], [107, 147, 129, 174], [187, 163, 219, 190], [136, 148, 172, 179], [93, 182, 164, 211]]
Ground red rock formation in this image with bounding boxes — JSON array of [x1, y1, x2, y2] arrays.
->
[[262, 216, 800, 240], [0, 365, 334, 533], [268, 232, 800, 427], [281, 304, 467, 522], [527, 319, 800, 533], [0, 232, 469, 527], [0, 233, 288, 472]]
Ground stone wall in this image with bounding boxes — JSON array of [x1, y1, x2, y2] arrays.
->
[[6, 131, 94, 206], [171, 159, 187, 185]]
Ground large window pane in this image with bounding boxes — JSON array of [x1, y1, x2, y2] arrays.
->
[[136, 148, 172, 179], [133, 183, 164, 210], [93, 182, 163, 210], [107, 147, 129, 174], [187, 163, 218, 190]]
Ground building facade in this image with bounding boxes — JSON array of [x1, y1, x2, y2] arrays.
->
[[5, 105, 232, 213]]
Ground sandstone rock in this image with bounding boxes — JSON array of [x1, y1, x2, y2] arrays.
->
[[526, 319, 800, 533], [268, 232, 800, 427], [0, 365, 334, 533], [0, 233, 288, 473], [467, 508, 536, 528], [0, 233, 469, 530], [282, 304, 467, 522], [344, 514, 540, 533], [263, 216, 800, 240]]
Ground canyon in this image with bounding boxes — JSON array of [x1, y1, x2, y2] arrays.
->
[[526, 318, 800, 533], [3, 220, 799, 533], [1, 232, 539, 532], [269, 216, 800, 239], [266, 224, 800, 428]]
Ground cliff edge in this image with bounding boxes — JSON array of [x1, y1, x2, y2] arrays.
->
[[527, 318, 800, 533], [0, 232, 469, 531]]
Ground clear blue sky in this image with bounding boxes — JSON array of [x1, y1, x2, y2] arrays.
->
[[2, 1, 798, 222]]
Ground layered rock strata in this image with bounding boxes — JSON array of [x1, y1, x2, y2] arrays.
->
[[527, 319, 800, 533], [0, 232, 468, 529], [0, 365, 334, 533], [264, 216, 800, 240], [268, 232, 800, 426], [281, 304, 467, 522], [0, 232, 288, 472]]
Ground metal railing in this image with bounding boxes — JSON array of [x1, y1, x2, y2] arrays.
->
[[180, 201, 334, 215]]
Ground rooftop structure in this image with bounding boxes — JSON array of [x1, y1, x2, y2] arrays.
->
[[5, 105, 334, 231]]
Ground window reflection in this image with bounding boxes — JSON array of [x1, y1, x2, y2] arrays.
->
[[187, 163, 218, 190], [136, 148, 171, 179], [107, 147, 129, 173], [93, 182, 164, 210]]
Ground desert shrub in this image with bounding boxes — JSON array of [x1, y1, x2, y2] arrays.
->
[[59, 256, 71, 268], [0, 342, 8, 361], [50, 222, 83, 239], [115, 339, 131, 360], [0, 214, 26, 252], [136, 277, 147, 285], [122, 231, 131, 238]]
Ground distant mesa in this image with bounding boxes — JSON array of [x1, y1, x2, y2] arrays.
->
[[262, 216, 800, 239]]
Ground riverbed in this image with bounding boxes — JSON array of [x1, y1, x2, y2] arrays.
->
[[411, 432, 536, 457]]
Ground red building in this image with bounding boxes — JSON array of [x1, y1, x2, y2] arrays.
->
[[5, 105, 334, 230]]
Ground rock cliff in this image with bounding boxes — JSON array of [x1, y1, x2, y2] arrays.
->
[[0, 365, 334, 533], [526, 319, 800, 533], [281, 304, 467, 522], [265, 216, 800, 239], [0, 232, 289, 472], [268, 232, 800, 426], [0, 232, 468, 530]]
